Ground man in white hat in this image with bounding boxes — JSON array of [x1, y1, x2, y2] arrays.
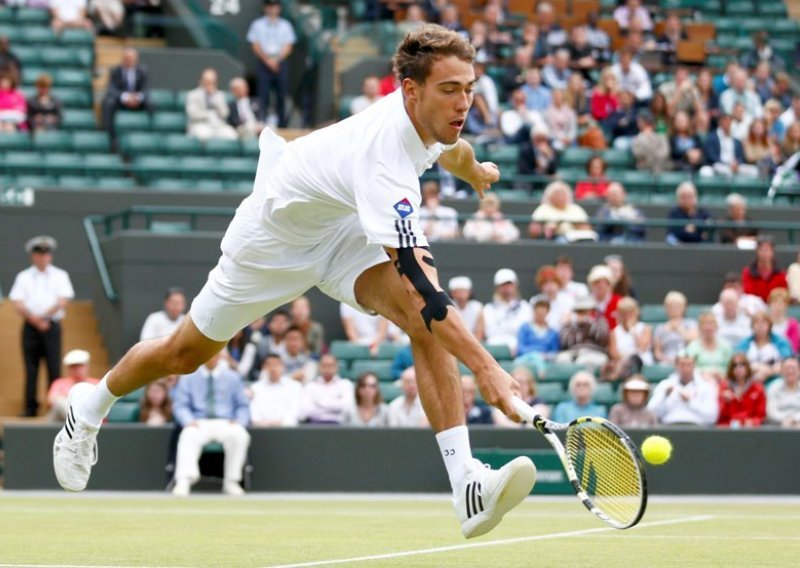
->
[[608, 376, 657, 428], [587, 264, 621, 329], [9, 235, 74, 417], [48, 350, 99, 422], [448, 276, 484, 338], [482, 268, 532, 355]]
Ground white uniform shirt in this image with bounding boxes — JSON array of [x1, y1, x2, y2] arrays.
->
[[53, 0, 87, 22], [300, 376, 355, 424], [247, 90, 455, 250], [647, 372, 719, 426], [9, 265, 74, 321], [483, 298, 533, 354], [140, 310, 185, 341], [387, 395, 426, 427], [453, 299, 483, 337], [610, 61, 653, 102], [340, 303, 382, 345], [250, 375, 303, 426]]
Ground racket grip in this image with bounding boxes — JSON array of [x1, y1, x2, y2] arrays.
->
[[511, 396, 536, 424]]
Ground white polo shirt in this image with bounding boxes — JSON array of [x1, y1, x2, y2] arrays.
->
[[340, 302, 382, 345], [140, 310, 185, 341], [9, 265, 74, 322], [249, 89, 456, 250]]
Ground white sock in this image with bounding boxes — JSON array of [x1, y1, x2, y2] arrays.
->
[[77, 374, 120, 427], [435, 425, 473, 494]]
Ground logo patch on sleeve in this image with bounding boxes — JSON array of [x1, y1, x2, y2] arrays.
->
[[393, 198, 414, 218]]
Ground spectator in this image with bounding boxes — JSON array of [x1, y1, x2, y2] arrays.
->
[[631, 111, 670, 173], [47, 350, 99, 422], [51, 0, 94, 33], [473, 61, 500, 122], [468, 20, 496, 64], [606, 90, 639, 150], [139, 380, 173, 426], [587, 264, 621, 330], [647, 351, 719, 426], [0, 70, 26, 132], [650, 92, 670, 134], [398, 3, 427, 35], [419, 180, 459, 241], [605, 254, 635, 299], [565, 72, 591, 127], [555, 255, 589, 300], [518, 123, 558, 178], [224, 328, 258, 379], [738, 311, 793, 382], [439, 3, 467, 37], [250, 353, 302, 426], [390, 342, 413, 381], [500, 88, 546, 142], [695, 68, 720, 130], [247, 0, 296, 128], [742, 236, 788, 302], [585, 12, 611, 57], [186, 68, 238, 141], [766, 356, 800, 427], [567, 26, 599, 80], [609, 297, 652, 377], [482, 268, 532, 355], [494, 366, 550, 426], [171, 351, 251, 496], [536, 2, 567, 49], [340, 302, 387, 352], [714, 288, 756, 348], [779, 95, 800, 130], [730, 101, 753, 142], [610, 49, 652, 105], [574, 156, 610, 201], [553, 371, 607, 423], [740, 31, 785, 73], [781, 122, 800, 159], [462, 375, 494, 424], [464, 89, 499, 141], [771, 73, 793, 110], [102, 48, 151, 142], [656, 13, 687, 65], [520, 67, 551, 113], [544, 88, 577, 150], [653, 291, 698, 364], [530, 265, 574, 332], [719, 193, 758, 246], [609, 376, 657, 428], [542, 49, 572, 91], [93, 0, 125, 35], [613, 0, 652, 32], [666, 182, 712, 245], [462, 192, 520, 243], [289, 296, 324, 357], [687, 312, 732, 382], [0, 35, 21, 82], [718, 354, 766, 427], [448, 276, 484, 340], [342, 372, 389, 427], [715, 271, 768, 318], [299, 354, 354, 424], [26, 73, 62, 132], [590, 67, 619, 124], [720, 68, 763, 122], [259, 310, 291, 360], [10, 235, 74, 417], [387, 367, 427, 427], [529, 181, 594, 242], [557, 295, 612, 369], [660, 67, 703, 119], [595, 182, 647, 243], [517, 298, 560, 359], [281, 326, 317, 384], [751, 61, 775, 105], [140, 287, 186, 341], [787, 251, 800, 304], [350, 75, 382, 115], [228, 77, 263, 140], [764, 99, 786, 142]]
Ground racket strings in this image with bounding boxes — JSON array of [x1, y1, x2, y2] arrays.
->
[[565, 422, 644, 527]]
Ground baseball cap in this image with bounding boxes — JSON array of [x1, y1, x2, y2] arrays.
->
[[448, 276, 473, 291], [493, 268, 518, 286], [25, 235, 57, 254], [63, 349, 90, 366], [587, 265, 614, 284]]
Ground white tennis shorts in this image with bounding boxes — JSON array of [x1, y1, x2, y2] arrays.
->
[[190, 200, 389, 342]]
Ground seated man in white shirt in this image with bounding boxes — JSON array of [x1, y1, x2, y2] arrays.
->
[[482, 269, 532, 356], [340, 302, 388, 352], [250, 353, 302, 427], [140, 287, 187, 341], [299, 354, 354, 424], [387, 367, 429, 427], [713, 288, 754, 347], [647, 351, 719, 425], [419, 180, 459, 241], [350, 75, 382, 115]]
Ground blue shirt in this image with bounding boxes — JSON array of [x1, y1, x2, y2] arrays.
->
[[517, 323, 560, 357], [522, 84, 552, 112], [552, 400, 607, 423], [246, 16, 296, 57], [173, 364, 251, 427]]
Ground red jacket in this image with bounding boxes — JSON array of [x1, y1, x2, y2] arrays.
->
[[717, 380, 766, 427], [741, 263, 787, 302], [598, 294, 621, 329]]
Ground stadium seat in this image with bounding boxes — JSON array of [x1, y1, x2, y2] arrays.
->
[[218, 158, 257, 180], [115, 111, 151, 134], [55, 69, 92, 90], [58, 175, 97, 189], [43, 153, 84, 176], [13, 174, 57, 188], [40, 47, 78, 68], [61, 109, 97, 131], [726, 1, 756, 17], [375, 343, 404, 360], [338, 95, 354, 120], [193, 179, 227, 192], [149, 178, 191, 190], [483, 343, 512, 361], [241, 138, 260, 157], [350, 359, 394, 382], [642, 365, 674, 383], [133, 156, 176, 183], [32, 131, 73, 152], [561, 147, 595, 169], [592, 383, 618, 405], [0, 131, 32, 151], [536, 382, 565, 405], [107, 402, 140, 422], [686, 304, 713, 319], [379, 383, 403, 403], [53, 87, 93, 108], [601, 149, 634, 169], [120, 387, 145, 403], [205, 139, 241, 157], [2, 151, 42, 175], [226, 180, 254, 193], [72, 131, 112, 154], [21, 26, 56, 44], [0, 7, 11, 22], [119, 132, 163, 156], [15, 7, 50, 25], [163, 134, 203, 156], [543, 363, 588, 384], [640, 305, 667, 323], [21, 66, 47, 86], [151, 112, 187, 133], [97, 176, 137, 190], [149, 89, 176, 111], [59, 28, 96, 46], [330, 341, 370, 364], [12, 45, 41, 66], [84, 154, 126, 177], [180, 156, 218, 179]]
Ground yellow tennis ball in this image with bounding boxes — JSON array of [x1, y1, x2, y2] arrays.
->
[[641, 436, 672, 465]]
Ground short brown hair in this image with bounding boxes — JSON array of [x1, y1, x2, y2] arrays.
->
[[35, 73, 53, 89], [392, 23, 475, 84]]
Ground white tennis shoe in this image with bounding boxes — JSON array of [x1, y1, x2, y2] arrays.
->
[[456, 457, 537, 539], [53, 382, 100, 491]]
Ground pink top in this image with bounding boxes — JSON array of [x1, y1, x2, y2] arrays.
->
[[48, 377, 100, 402], [0, 88, 28, 129]]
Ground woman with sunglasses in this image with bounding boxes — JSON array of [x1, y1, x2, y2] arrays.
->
[[718, 355, 766, 427], [342, 372, 389, 427]]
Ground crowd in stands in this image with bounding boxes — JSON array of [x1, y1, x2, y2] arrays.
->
[[0, 0, 162, 36]]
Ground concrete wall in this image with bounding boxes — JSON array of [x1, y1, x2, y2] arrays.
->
[[6, 424, 800, 494]]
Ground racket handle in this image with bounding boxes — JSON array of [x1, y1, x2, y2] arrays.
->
[[511, 396, 536, 424]]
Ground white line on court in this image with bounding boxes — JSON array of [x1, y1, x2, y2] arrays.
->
[[264, 514, 714, 568], [586, 534, 800, 542]]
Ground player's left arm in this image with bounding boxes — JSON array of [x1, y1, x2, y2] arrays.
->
[[437, 138, 500, 198]]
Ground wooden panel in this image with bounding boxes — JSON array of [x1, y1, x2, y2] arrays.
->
[[686, 22, 716, 42], [508, 0, 535, 17], [571, 0, 601, 19], [676, 40, 707, 64]]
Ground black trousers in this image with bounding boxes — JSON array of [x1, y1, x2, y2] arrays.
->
[[22, 321, 62, 416], [256, 60, 290, 128]]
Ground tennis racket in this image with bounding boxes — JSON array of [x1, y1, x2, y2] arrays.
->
[[512, 396, 648, 529]]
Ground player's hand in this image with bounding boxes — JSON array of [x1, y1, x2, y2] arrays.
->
[[470, 161, 500, 199], [475, 365, 520, 422]]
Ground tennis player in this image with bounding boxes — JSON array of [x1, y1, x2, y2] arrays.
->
[[53, 24, 536, 538]]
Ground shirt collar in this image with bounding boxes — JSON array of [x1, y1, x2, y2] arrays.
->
[[395, 91, 450, 175]]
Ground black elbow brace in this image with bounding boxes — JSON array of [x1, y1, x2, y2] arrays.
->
[[395, 247, 453, 331]]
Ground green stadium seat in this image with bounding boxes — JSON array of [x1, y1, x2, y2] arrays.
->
[[2, 151, 42, 175], [642, 364, 674, 383], [0, 7, 11, 22], [711, 18, 739, 36], [0, 23, 19, 42], [151, 112, 187, 132], [58, 175, 97, 188], [180, 156, 218, 179], [726, 1, 756, 17], [557, 168, 585, 185], [350, 359, 394, 382], [788, 306, 800, 319], [601, 149, 634, 169], [150, 221, 192, 234], [226, 179, 254, 193], [21, 66, 47, 86], [12, 45, 41, 66], [13, 174, 57, 188], [0, 131, 32, 151], [176, 90, 189, 109], [55, 69, 92, 90], [193, 179, 227, 191], [593, 383, 618, 405], [72, 131, 111, 154], [119, 132, 162, 156], [536, 382, 565, 405], [696, 176, 731, 197], [107, 402, 140, 422], [338, 95, 354, 119], [15, 7, 51, 25], [133, 156, 176, 183], [620, 170, 656, 193], [115, 111, 150, 133], [84, 154, 126, 177], [40, 47, 79, 68], [149, 178, 191, 190], [379, 383, 403, 403], [149, 89, 176, 111], [164, 134, 203, 156], [62, 109, 97, 130], [43, 152, 84, 176], [59, 28, 96, 46], [53, 87, 92, 108], [218, 158, 256, 180], [330, 341, 370, 363], [487, 144, 520, 166], [120, 387, 145, 403], [241, 138, 259, 157], [759, 3, 788, 17], [560, 147, 595, 168], [32, 131, 73, 152], [656, 171, 691, 192], [21, 26, 56, 44], [375, 343, 404, 360], [686, 304, 713, 319], [543, 363, 588, 384], [483, 343, 512, 361], [205, 139, 241, 157], [97, 176, 137, 190], [640, 305, 667, 323]]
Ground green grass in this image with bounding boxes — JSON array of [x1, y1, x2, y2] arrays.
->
[[0, 494, 799, 567]]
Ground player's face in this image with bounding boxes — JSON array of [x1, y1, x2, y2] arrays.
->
[[406, 56, 475, 146]]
